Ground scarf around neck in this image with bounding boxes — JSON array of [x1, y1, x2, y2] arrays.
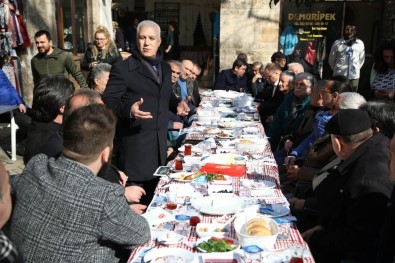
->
[[133, 49, 164, 83]]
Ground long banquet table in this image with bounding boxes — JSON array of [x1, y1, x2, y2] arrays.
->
[[128, 91, 315, 263]]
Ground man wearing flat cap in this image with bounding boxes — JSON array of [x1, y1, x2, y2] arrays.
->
[[302, 109, 393, 263]]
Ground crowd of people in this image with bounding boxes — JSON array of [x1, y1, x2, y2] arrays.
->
[[0, 20, 394, 263]]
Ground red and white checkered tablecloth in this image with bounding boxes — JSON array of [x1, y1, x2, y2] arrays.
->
[[128, 121, 315, 263]]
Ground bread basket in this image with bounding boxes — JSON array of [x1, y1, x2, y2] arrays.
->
[[233, 213, 279, 249]]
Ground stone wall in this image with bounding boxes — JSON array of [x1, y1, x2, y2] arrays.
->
[[219, 0, 280, 70]]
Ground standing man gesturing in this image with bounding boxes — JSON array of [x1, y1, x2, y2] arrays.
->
[[102, 20, 189, 205]]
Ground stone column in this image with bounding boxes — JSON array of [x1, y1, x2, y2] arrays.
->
[[219, 0, 280, 70]]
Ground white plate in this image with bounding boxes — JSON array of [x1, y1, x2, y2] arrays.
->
[[215, 133, 234, 140], [142, 207, 175, 226], [191, 196, 246, 215], [215, 107, 235, 113], [157, 231, 183, 245], [195, 121, 210, 126], [242, 126, 260, 134], [213, 90, 242, 99], [196, 236, 240, 253], [169, 172, 195, 182], [143, 248, 194, 263], [218, 121, 253, 129], [203, 128, 222, 134], [240, 179, 276, 189]]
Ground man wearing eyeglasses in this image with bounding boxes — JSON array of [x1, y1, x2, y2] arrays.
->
[[31, 30, 88, 89]]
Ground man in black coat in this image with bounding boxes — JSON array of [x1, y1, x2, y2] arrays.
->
[[302, 109, 393, 263], [255, 63, 285, 129], [102, 20, 189, 205], [376, 133, 395, 263]]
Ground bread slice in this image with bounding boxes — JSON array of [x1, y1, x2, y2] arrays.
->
[[245, 218, 272, 236], [183, 171, 204, 180]]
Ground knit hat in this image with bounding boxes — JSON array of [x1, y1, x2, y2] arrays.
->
[[325, 109, 371, 136]]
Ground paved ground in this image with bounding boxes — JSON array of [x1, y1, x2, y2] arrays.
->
[[0, 124, 25, 175]]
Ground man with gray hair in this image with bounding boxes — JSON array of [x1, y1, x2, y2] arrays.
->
[[335, 91, 366, 112], [102, 20, 190, 205], [278, 70, 295, 95], [267, 72, 315, 151], [89, 63, 112, 94], [287, 62, 305, 74]]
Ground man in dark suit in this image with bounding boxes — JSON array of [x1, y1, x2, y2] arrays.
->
[[102, 20, 189, 205], [255, 63, 285, 129]]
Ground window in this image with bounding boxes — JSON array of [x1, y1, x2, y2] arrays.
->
[[56, 0, 87, 54]]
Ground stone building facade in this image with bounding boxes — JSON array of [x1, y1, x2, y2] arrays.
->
[[219, 0, 280, 69], [10, 0, 395, 104]]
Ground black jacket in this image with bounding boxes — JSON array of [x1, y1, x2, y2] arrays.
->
[[308, 133, 393, 263], [255, 83, 285, 119], [24, 121, 61, 164], [376, 188, 395, 263], [81, 44, 122, 71], [102, 52, 179, 182]]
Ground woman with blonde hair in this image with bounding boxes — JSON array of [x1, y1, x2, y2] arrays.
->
[[81, 26, 122, 83]]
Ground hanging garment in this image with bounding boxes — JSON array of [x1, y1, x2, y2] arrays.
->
[[193, 13, 206, 47], [280, 25, 299, 56], [0, 31, 13, 56], [17, 13, 31, 48], [2, 62, 16, 88], [304, 41, 317, 66], [316, 37, 327, 79], [11, 58, 23, 96]]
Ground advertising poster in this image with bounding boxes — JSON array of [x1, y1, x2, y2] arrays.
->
[[280, 3, 344, 78]]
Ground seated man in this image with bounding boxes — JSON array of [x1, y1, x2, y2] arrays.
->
[[189, 62, 202, 111], [23, 76, 75, 164], [271, 51, 287, 69], [303, 109, 392, 263], [266, 72, 314, 151], [255, 63, 285, 128], [89, 62, 112, 94], [376, 132, 395, 263], [42, 89, 147, 215], [287, 62, 305, 74], [167, 60, 187, 148], [249, 61, 264, 97], [8, 104, 150, 262], [214, 58, 248, 91]]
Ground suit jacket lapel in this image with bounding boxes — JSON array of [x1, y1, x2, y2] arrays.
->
[[128, 55, 160, 85]]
